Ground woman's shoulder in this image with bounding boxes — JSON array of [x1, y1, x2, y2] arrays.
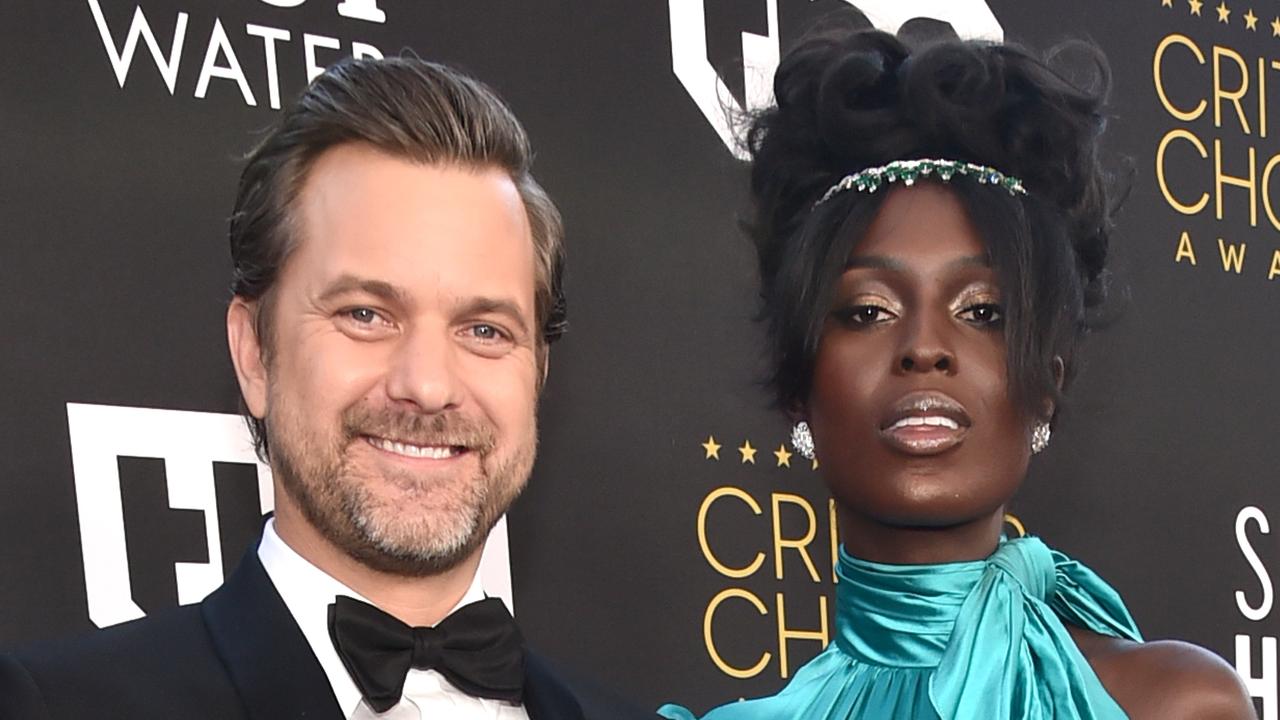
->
[[1068, 626, 1256, 719]]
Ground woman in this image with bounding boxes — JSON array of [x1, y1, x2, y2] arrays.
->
[[659, 27, 1253, 720]]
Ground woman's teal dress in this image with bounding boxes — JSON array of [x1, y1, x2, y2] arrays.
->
[[659, 536, 1142, 720]]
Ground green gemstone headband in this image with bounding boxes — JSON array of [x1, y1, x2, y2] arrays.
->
[[815, 158, 1027, 206]]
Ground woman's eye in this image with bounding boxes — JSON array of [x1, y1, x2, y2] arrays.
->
[[840, 305, 894, 326], [959, 303, 1003, 326]]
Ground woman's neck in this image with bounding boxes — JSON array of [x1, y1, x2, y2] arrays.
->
[[837, 506, 1006, 564]]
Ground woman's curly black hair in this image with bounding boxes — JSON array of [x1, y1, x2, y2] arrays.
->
[[748, 28, 1119, 421]]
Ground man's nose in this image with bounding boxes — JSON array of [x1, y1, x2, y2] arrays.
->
[[384, 326, 463, 412]]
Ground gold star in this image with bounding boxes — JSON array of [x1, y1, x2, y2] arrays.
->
[[701, 435, 722, 460], [1245, 8, 1258, 28], [773, 444, 792, 467], [1189, 0, 1203, 15], [738, 440, 757, 464], [1272, 16, 1280, 35], [1162, 0, 1173, 6], [1217, 2, 1230, 22]]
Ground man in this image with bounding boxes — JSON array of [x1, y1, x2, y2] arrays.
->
[[0, 57, 639, 719]]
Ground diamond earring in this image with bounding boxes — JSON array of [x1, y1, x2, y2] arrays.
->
[[791, 421, 815, 460], [1031, 422, 1051, 454]]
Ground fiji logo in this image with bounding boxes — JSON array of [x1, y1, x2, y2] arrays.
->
[[86, 0, 388, 109]]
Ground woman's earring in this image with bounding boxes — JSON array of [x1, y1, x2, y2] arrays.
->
[[1031, 422, 1052, 454], [791, 421, 815, 460]]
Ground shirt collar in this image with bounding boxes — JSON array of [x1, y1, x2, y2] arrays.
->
[[257, 517, 487, 717]]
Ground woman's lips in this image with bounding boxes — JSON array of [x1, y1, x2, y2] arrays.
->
[[879, 391, 972, 456], [880, 420, 968, 454]]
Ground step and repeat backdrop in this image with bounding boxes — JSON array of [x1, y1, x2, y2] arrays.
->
[[1, 0, 1278, 716]]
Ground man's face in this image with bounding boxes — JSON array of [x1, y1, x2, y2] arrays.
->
[[244, 143, 540, 577]]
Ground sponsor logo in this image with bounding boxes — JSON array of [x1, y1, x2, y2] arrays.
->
[[86, 0, 387, 109]]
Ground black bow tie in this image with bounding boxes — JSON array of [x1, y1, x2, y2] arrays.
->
[[328, 595, 525, 713]]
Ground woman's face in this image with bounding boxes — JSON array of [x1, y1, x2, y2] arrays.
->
[[807, 183, 1033, 532]]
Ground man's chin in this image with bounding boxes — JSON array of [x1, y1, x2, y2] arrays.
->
[[339, 518, 488, 578]]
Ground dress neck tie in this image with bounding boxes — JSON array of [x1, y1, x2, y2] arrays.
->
[[836, 536, 1142, 719]]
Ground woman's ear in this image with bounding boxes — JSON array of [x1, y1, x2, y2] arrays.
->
[[785, 400, 808, 425], [1041, 355, 1066, 421]]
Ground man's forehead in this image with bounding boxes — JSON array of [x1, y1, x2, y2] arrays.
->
[[285, 145, 537, 313], [300, 144, 526, 218]]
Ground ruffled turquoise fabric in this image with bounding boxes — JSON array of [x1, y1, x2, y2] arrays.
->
[[659, 536, 1142, 720]]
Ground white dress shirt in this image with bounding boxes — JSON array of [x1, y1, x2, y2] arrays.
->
[[258, 519, 530, 720]]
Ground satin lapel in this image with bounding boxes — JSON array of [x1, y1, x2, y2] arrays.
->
[[201, 544, 345, 720], [522, 650, 586, 720]]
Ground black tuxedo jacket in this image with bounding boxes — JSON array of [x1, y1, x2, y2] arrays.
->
[[0, 546, 649, 720]]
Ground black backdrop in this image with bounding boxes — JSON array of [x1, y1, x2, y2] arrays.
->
[[2, 1, 1278, 716]]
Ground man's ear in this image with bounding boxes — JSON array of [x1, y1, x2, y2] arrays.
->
[[227, 298, 268, 419], [535, 344, 551, 391]]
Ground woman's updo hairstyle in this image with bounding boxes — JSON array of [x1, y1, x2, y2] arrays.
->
[[748, 26, 1118, 422]]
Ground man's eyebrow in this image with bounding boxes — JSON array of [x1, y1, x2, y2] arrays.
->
[[455, 297, 531, 336], [316, 275, 410, 306]]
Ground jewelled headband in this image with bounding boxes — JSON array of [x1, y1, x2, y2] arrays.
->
[[814, 158, 1027, 206]]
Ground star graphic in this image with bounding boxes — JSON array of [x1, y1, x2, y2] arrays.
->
[[1162, 0, 1173, 5], [738, 440, 757, 464], [1189, 0, 1203, 15], [701, 435, 722, 460], [774, 444, 792, 468], [1272, 16, 1280, 35], [1245, 8, 1258, 28], [1217, 2, 1230, 22]]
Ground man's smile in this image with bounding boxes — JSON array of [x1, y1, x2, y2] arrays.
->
[[364, 435, 468, 460]]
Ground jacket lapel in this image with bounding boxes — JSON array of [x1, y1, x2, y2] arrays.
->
[[522, 650, 587, 720], [201, 543, 345, 720]]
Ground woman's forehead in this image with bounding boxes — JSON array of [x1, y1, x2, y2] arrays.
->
[[849, 184, 988, 264]]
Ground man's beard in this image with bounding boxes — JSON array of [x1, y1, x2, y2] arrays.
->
[[268, 398, 534, 577]]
